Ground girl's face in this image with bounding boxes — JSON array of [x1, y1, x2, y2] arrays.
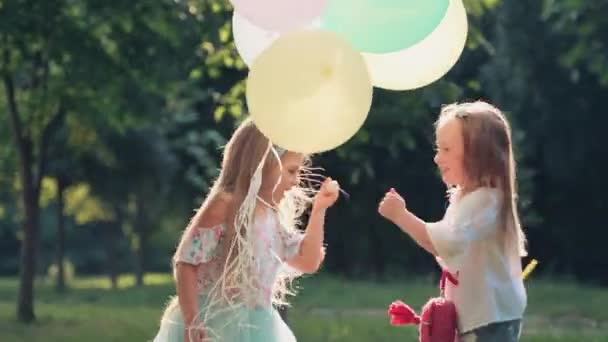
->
[[434, 118, 468, 188], [262, 151, 305, 204]]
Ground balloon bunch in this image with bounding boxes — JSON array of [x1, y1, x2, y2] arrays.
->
[[233, 0, 469, 153]]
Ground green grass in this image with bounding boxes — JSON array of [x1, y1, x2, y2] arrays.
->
[[0, 274, 607, 341]]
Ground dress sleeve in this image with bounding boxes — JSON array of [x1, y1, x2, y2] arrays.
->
[[426, 188, 501, 272], [175, 224, 224, 265]]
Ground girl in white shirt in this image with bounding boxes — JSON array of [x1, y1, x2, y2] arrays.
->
[[379, 101, 528, 341]]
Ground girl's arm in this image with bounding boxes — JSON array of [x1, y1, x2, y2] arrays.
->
[[177, 264, 207, 342], [175, 197, 227, 342], [286, 178, 338, 273], [378, 189, 438, 255], [286, 207, 326, 273], [390, 209, 437, 255], [176, 263, 200, 329]]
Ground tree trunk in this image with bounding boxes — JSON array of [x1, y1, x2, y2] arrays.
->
[[134, 193, 146, 287], [107, 223, 119, 290], [17, 169, 39, 323], [107, 208, 123, 290], [108, 226, 119, 290], [4, 67, 61, 321], [56, 176, 67, 292], [4, 71, 39, 323]]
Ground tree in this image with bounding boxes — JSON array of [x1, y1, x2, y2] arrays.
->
[[0, 0, 206, 321], [479, 0, 608, 282]]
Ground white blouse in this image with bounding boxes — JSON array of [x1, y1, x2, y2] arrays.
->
[[426, 187, 526, 333]]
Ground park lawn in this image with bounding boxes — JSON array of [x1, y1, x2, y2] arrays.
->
[[0, 273, 606, 341]]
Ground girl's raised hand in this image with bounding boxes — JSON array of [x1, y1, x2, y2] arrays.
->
[[378, 188, 407, 223], [313, 177, 340, 211]]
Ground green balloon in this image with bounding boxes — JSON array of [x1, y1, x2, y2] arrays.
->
[[320, 0, 450, 54]]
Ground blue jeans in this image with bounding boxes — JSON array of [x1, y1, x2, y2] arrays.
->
[[460, 319, 522, 342]]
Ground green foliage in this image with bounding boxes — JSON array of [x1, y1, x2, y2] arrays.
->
[[1, 0, 608, 298]]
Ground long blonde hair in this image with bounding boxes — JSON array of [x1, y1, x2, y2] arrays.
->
[[436, 101, 527, 256], [163, 118, 316, 339]]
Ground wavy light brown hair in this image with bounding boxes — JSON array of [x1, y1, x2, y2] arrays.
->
[[436, 101, 527, 256]]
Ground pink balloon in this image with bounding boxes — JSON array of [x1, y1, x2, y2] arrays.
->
[[230, 0, 326, 32]]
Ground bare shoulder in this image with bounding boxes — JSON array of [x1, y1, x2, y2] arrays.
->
[[194, 192, 233, 228]]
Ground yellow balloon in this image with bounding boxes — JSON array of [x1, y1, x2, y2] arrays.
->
[[246, 30, 373, 153], [362, 0, 468, 90]]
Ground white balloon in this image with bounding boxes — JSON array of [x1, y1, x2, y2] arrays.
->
[[232, 12, 321, 67], [363, 0, 468, 90], [232, 12, 279, 67]]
